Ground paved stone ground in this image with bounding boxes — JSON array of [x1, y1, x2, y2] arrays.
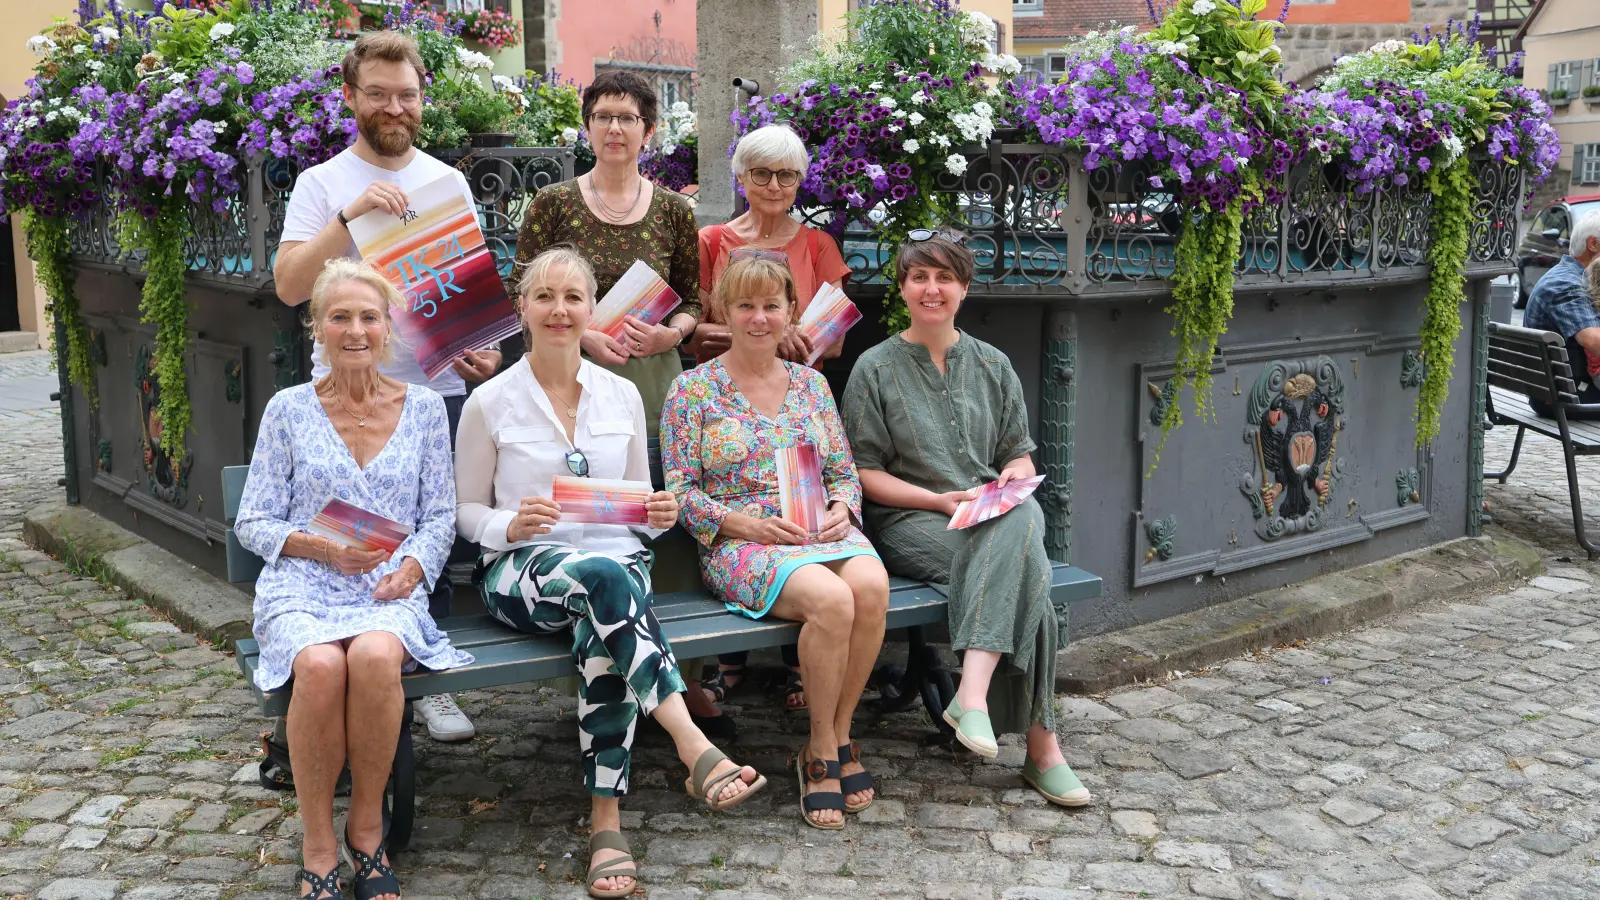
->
[[4, 390, 1600, 898]]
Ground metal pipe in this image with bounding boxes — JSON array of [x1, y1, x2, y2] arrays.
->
[[730, 78, 761, 218]]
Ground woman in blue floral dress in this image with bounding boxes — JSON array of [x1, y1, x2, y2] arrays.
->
[[661, 255, 889, 830], [236, 260, 472, 900]]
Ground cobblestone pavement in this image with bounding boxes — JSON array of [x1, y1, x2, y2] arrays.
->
[[4, 405, 1600, 899]]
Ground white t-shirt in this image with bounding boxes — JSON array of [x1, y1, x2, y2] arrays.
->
[[280, 147, 477, 397]]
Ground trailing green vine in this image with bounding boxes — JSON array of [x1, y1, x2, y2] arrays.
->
[[23, 209, 97, 409], [1415, 155, 1472, 447], [132, 199, 193, 463], [1160, 194, 1246, 436]]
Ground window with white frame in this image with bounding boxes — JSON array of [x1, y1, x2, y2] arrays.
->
[[1554, 60, 1578, 94], [1581, 144, 1600, 185], [1014, 0, 1044, 15]]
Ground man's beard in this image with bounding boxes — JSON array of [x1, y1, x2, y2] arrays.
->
[[358, 111, 420, 157]]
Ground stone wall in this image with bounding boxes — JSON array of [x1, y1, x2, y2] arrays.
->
[[1277, 0, 1471, 85]]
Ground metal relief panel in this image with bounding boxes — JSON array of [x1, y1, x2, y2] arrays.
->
[[1131, 331, 1431, 588]]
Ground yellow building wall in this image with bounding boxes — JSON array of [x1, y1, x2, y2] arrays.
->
[[818, 0, 1015, 51]]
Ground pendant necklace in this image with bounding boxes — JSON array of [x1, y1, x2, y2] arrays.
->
[[542, 382, 580, 419], [590, 173, 643, 223], [340, 396, 376, 427]]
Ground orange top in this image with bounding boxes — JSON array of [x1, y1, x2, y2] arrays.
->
[[697, 223, 852, 366]]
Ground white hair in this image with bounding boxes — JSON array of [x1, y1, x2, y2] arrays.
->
[[1574, 208, 1600, 259], [731, 124, 810, 176]]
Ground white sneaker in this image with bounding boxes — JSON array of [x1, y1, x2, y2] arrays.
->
[[416, 693, 475, 742]]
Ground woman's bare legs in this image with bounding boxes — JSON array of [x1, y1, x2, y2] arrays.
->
[[956, 647, 1066, 769], [825, 556, 889, 810], [588, 796, 633, 894], [287, 644, 347, 899], [343, 632, 406, 900]]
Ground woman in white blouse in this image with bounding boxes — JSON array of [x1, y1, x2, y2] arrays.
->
[[455, 248, 766, 899]]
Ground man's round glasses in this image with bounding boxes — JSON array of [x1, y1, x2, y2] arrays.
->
[[747, 167, 801, 187], [590, 113, 643, 129], [356, 88, 422, 109], [565, 449, 590, 478]]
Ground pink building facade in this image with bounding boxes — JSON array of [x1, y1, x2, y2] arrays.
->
[[539, 0, 696, 101]]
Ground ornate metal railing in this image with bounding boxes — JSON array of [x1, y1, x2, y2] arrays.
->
[[64, 146, 577, 292], [64, 142, 1518, 298]]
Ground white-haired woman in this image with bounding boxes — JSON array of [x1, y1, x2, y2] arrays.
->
[[684, 123, 852, 728], [456, 248, 766, 898], [235, 259, 473, 900]]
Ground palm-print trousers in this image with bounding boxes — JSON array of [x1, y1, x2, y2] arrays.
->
[[479, 544, 686, 796]]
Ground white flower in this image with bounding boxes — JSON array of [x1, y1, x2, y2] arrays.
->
[[560, 126, 579, 145], [86, 59, 104, 73], [983, 53, 1022, 76], [1442, 134, 1465, 162], [907, 112, 925, 126], [973, 101, 993, 118], [23, 116, 38, 129], [455, 46, 494, 71], [1154, 40, 1189, 57], [44, 110, 58, 122], [71, 44, 86, 55], [209, 22, 235, 41], [97, 26, 118, 42], [945, 153, 968, 176], [1191, 0, 1216, 14], [879, 97, 897, 109], [1085, 30, 1100, 39], [910, 91, 929, 106], [961, 10, 997, 52], [26, 35, 55, 56], [885, 124, 901, 133], [869, 81, 883, 91], [492, 74, 523, 94], [902, 138, 920, 152], [1371, 39, 1407, 53], [932, 134, 951, 148]]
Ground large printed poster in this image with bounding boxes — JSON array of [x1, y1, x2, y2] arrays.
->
[[346, 175, 521, 380]]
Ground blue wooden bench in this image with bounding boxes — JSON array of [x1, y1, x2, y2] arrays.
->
[[224, 460, 1102, 850]]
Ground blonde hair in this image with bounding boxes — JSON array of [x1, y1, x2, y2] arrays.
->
[[518, 246, 597, 300], [715, 256, 800, 324], [308, 258, 404, 365]]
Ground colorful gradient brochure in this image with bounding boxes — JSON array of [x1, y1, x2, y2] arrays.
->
[[590, 259, 682, 342], [347, 174, 521, 380], [775, 443, 827, 534], [948, 475, 1046, 530], [798, 283, 863, 366], [550, 476, 653, 527], [307, 498, 412, 554]]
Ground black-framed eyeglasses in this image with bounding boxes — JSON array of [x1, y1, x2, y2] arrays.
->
[[565, 449, 590, 478], [589, 113, 643, 128], [907, 227, 969, 245], [729, 248, 789, 264], [355, 87, 422, 109], [747, 167, 801, 187]]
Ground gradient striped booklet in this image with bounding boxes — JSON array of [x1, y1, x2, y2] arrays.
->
[[591, 259, 682, 342], [774, 443, 827, 534], [307, 498, 412, 554], [947, 475, 1046, 530], [798, 283, 863, 366], [551, 476, 652, 527], [347, 174, 521, 380]]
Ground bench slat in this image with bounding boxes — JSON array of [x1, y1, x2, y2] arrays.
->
[[1487, 386, 1600, 449], [1488, 343, 1573, 379], [1487, 357, 1576, 396]]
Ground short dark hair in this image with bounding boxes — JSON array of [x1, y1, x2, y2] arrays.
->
[[343, 31, 426, 90], [582, 69, 659, 132], [896, 235, 974, 287]]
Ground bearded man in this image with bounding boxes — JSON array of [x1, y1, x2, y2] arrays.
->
[[274, 30, 492, 744]]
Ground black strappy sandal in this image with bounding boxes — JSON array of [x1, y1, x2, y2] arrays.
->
[[342, 831, 400, 900], [298, 866, 343, 900], [699, 664, 743, 704], [691, 665, 740, 741], [783, 667, 809, 711], [795, 747, 846, 830], [838, 741, 875, 813]]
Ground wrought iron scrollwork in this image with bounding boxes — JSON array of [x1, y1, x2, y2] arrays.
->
[[1467, 157, 1523, 264]]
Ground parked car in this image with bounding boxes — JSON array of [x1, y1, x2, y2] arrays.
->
[[1513, 193, 1600, 308]]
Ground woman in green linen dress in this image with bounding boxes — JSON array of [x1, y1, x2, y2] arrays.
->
[[840, 232, 1091, 808]]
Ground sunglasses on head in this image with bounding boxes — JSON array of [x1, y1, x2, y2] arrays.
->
[[907, 227, 970, 245], [729, 248, 790, 264], [565, 449, 590, 478]]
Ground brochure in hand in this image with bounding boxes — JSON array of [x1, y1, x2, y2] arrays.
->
[[947, 475, 1046, 530], [307, 498, 412, 554], [797, 283, 863, 366], [345, 174, 521, 380], [550, 476, 653, 527], [775, 443, 827, 534], [590, 259, 683, 342]]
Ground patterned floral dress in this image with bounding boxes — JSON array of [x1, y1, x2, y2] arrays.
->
[[235, 384, 474, 692], [660, 360, 878, 618]]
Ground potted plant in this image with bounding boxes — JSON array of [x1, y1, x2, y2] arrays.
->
[[455, 90, 516, 147], [1584, 85, 1600, 102], [1551, 88, 1571, 106]]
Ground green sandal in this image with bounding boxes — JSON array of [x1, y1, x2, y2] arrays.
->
[[685, 746, 766, 811], [586, 830, 637, 899], [1023, 758, 1092, 807], [942, 696, 998, 759]]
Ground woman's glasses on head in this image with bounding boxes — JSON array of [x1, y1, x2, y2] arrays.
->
[[746, 167, 801, 187], [729, 248, 790, 265], [907, 227, 969, 245]]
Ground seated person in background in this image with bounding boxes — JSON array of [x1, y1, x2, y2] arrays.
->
[[236, 259, 475, 900], [661, 255, 889, 830], [1525, 209, 1600, 418], [454, 248, 766, 899], [841, 232, 1092, 809]]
